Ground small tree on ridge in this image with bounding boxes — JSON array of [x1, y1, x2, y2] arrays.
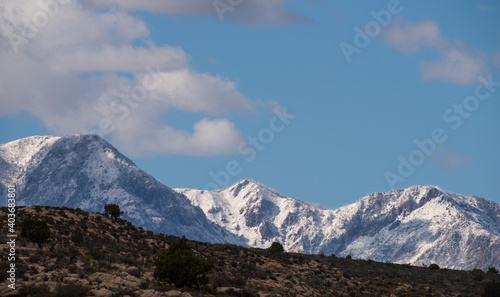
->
[[104, 203, 123, 220]]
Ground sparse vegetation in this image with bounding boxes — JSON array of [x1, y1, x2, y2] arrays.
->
[[2, 205, 499, 297], [20, 218, 51, 247], [70, 229, 84, 244], [482, 281, 500, 297], [154, 236, 214, 288]]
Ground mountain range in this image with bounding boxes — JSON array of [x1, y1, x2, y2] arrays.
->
[[1, 134, 499, 271]]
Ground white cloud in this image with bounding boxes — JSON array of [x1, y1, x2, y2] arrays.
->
[[85, 0, 312, 27], [49, 44, 189, 74], [384, 20, 488, 84], [384, 20, 442, 53], [0, 0, 260, 156], [112, 117, 244, 156], [419, 45, 487, 84]]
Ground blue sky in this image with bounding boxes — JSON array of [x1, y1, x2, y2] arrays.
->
[[1, 0, 499, 208]]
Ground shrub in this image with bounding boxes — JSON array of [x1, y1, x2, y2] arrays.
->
[[127, 267, 141, 278], [0, 261, 9, 280], [487, 267, 498, 274], [346, 254, 352, 260], [428, 263, 440, 270], [104, 204, 124, 220], [18, 284, 51, 297], [52, 284, 89, 297], [474, 273, 485, 281], [21, 218, 51, 247], [70, 230, 84, 244], [68, 264, 78, 274], [154, 236, 214, 288], [482, 281, 500, 297], [267, 242, 284, 254], [28, 254, 41, 263]]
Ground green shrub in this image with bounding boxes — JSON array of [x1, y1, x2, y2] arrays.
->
[[18, 284, 51, 297], [267, 242, 284, 254], [71, 229, 84, 244], [28, 254, 41, 263], [428, 263, 440, 270], [52, 284, 89, 297], [482, 281, 500, 297], [21, 218, 51, 246], [154, 236, 214, 288], [127, 267, 141, 278], [68, 264, 78, 274], [474, 273, 485, 281], [346, 254, 352, 260], [487, 267, 498, 274]]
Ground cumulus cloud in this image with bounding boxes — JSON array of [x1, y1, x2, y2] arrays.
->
[[84, 0, 312, 27], [0, 0, 261, 156], [384, 20, 488, 84]]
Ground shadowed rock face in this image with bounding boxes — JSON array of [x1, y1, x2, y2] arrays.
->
[[0, 134, 246, 245]]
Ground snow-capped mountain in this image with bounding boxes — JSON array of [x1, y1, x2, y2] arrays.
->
[[1, 135, 499, 271], [176, 179, 500, 270], [0, 135, 245, 245]]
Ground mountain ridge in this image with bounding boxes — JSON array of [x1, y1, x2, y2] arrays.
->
[[0, 134, 246, 245], [176, 179, 500, 271], [1, 134, 499, 271]]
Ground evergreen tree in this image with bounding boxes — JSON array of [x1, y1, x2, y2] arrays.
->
[[268, 242, 285, 253], [104, 203, 124, 220]]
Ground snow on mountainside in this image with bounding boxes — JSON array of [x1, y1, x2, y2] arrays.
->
[[0, 135, 245, 245], [176, 179, 500, 271], [1, 135, 499, 271]]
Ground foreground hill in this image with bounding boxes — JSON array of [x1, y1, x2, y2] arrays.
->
[[1, 206, 499, 297]]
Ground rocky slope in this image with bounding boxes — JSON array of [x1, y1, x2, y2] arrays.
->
[[1, 206, 499, 297]]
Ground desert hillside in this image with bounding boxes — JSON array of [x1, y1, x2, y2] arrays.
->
[[1, 206, 499, 297]]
